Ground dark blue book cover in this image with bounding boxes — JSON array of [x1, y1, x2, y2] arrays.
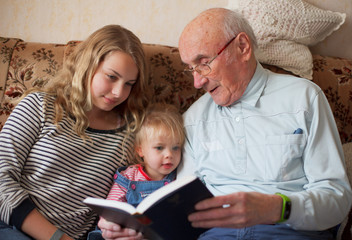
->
[[84, 175, 213, 240]]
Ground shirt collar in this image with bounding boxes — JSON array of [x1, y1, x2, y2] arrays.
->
[[229, 62, 268, 107]]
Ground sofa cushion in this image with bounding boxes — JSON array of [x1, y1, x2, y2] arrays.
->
[[0, 40, 65, 129], [0, 38, 22, 101], [143, 44, 204, 114], [337, 142, 352, 240], [311, 55, 352, 144], [237, 0, 346, 80], [0, 37, 22, 122]]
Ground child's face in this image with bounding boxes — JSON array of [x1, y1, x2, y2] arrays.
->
[[90, 50, 138, 112], [136, 133, 182, 181]]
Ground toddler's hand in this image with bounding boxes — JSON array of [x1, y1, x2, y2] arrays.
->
[[98, 217, 143, 240]]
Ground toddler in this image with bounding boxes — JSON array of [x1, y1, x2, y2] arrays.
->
[[88, 102, 185, 239], [107, 102, 185, 205]]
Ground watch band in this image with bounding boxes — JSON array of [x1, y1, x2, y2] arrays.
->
[[50, 229, 64, 240], [275, 193, 291, 223]]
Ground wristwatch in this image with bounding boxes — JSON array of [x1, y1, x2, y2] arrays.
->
[[275, 193, 291, 223]]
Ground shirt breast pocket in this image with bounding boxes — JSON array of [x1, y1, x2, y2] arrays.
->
[[265, 134, 306, 181]]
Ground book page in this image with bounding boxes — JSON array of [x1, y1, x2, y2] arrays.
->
[[136, 175, 197, 213], [84, 197, 137, 215]]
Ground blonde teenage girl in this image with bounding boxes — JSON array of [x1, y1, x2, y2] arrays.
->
[[0, 24, 149, 240]]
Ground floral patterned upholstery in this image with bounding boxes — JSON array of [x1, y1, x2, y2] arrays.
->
[[312, 55, 352, 144], [0, 37, 351, 239], [0, 37, 66, 126]]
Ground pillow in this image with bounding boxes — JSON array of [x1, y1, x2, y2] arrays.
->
[[231, 0, 346, 79]]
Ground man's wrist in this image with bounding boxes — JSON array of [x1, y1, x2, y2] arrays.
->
[[275, 193, 291, 223]]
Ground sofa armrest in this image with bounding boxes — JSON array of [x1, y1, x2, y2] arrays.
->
[[337, 142, 352, 240]]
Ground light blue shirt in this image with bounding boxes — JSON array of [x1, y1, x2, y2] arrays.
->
[[178, 63, 352, 231]]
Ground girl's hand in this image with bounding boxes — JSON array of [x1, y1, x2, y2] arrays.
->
[[97, 217, 143, 240]]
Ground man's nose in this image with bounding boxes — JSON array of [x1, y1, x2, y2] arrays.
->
[[193, 71, 207, 89]]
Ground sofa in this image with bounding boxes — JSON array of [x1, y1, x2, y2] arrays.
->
[[0, 36, 351, 239]]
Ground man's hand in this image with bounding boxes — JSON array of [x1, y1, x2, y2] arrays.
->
[[97, 217, 143, 240], [188, 192, 282, 229]]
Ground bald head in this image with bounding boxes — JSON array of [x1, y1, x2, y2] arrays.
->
[[182, 8, 229, 37], [179, 8, 257, 58], [179, 8, 229, 56]]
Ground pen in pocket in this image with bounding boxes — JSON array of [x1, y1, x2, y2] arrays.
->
[[293, 128, 303, 134]]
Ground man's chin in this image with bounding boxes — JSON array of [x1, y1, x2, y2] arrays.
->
[[211, 94, 224, 105], [212, 93, 238, 107]]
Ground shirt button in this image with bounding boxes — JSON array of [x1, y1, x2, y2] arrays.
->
[[131, 184, 136, 190], [164, 181, 169, 185], [235, 117, 240, 122], [239, 139, 244, 145]]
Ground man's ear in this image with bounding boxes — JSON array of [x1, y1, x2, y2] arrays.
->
[[237, 32, 252, 61], [135, 146, 144, 157]]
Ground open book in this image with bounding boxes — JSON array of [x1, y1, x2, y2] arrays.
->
[[84, 175, 213, 240]]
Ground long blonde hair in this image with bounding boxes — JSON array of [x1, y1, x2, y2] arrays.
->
[[24, 25, 149, 139]]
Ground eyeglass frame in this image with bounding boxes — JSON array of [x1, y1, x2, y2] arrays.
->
[[184, 35, 238, 77]]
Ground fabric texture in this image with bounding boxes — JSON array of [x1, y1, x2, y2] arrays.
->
[[236, 0, 346, 79], [199, 225, 333, 240], [107, 165, 176, 207], [337, 142, 352, 240], [106, 165, 150, 203], [0, 220, 33, 240], [177, 63, 352, 231]]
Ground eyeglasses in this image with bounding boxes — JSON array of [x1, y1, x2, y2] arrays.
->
[[184, 35, 237, 77]]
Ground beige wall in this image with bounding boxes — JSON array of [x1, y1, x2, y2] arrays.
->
[[0, 0, 351, 59]]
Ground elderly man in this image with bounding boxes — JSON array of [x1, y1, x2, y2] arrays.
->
[[98, 8, 351, 240], [176, 7, 352, 240]]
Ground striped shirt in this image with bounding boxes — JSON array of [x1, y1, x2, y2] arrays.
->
[[0, 92, 134, 239]]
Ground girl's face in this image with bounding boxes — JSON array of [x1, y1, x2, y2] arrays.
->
[[136, 132, 182, 181], [91, 51, 138, 112]]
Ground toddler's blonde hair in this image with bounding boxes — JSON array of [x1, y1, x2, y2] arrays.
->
[[131, 102, 185, 165]]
